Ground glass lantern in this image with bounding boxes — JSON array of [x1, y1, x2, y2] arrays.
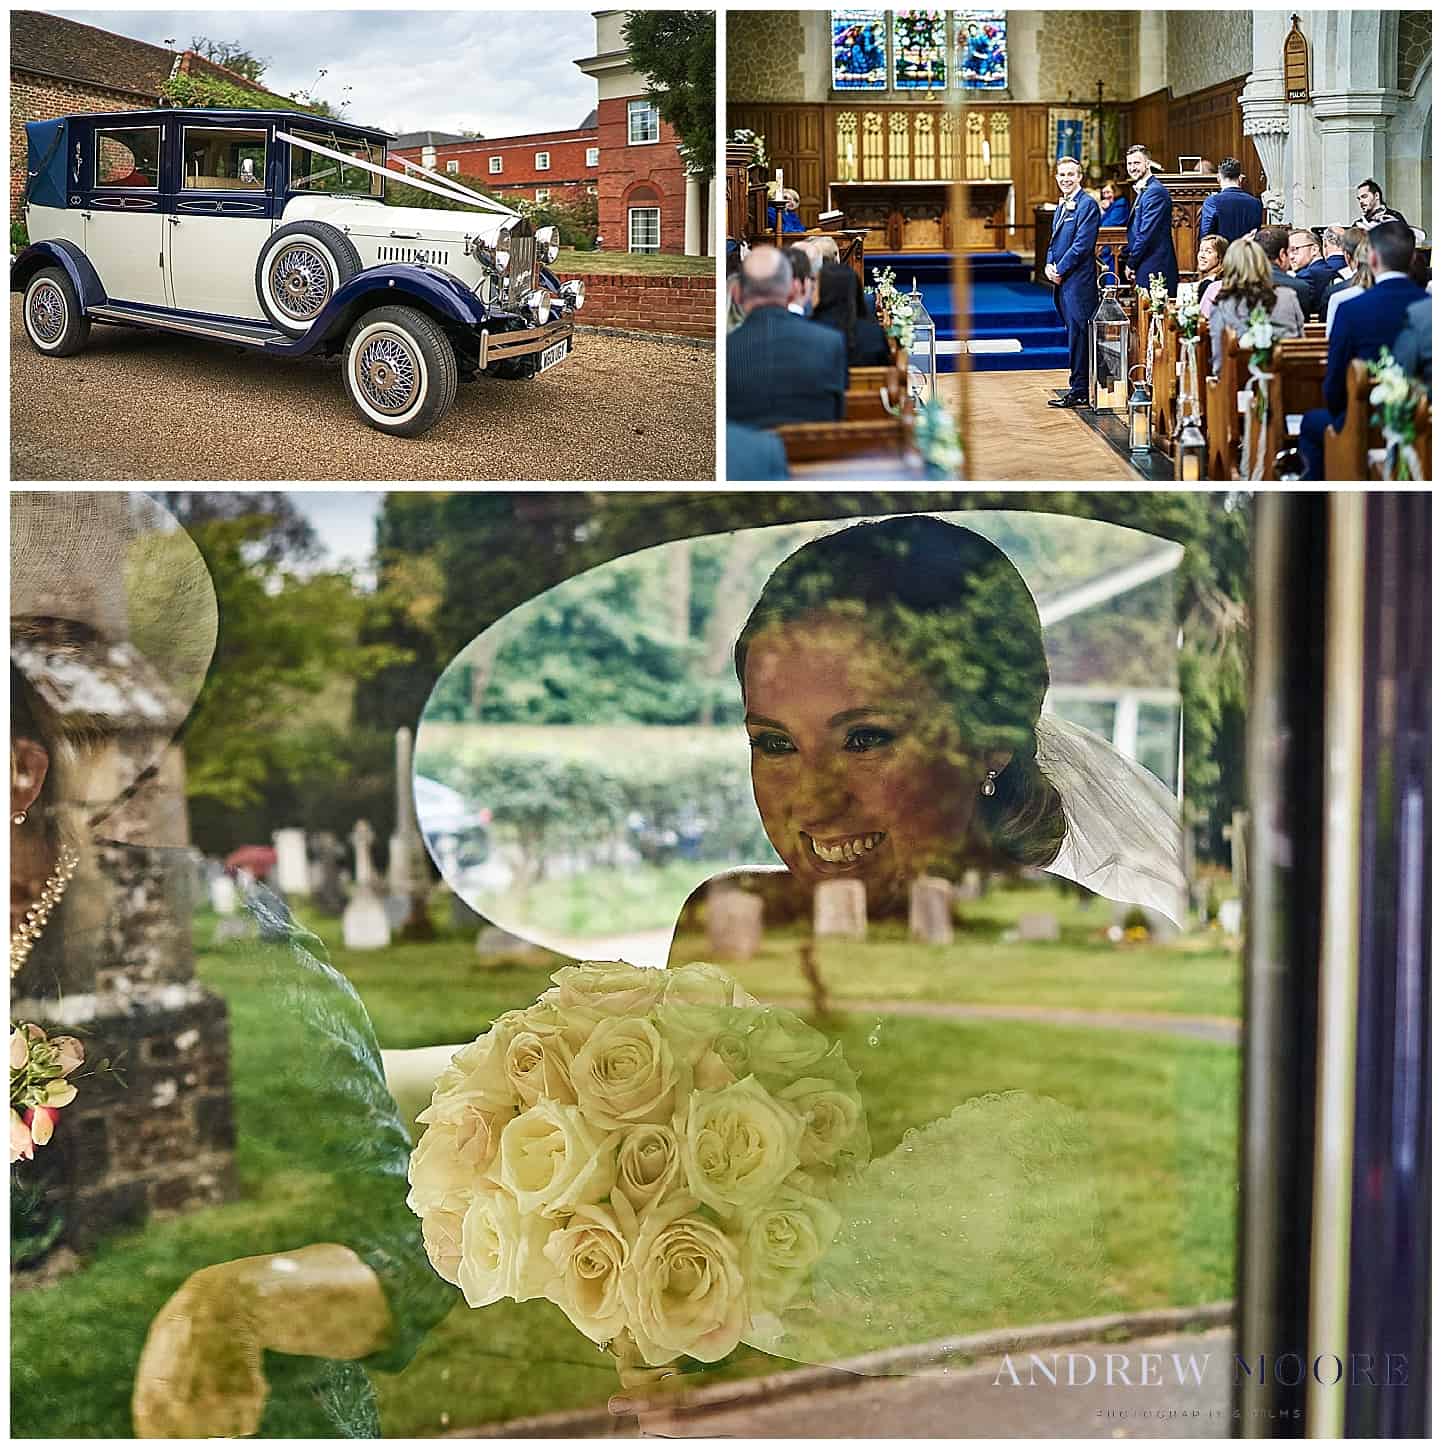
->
[[905, 290, 937, 406], [1089, 284, 1131, 412], [1175, 417, 1206, 480], [1127, 366, 1152, 453]]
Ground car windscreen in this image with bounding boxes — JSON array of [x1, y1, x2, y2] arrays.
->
[[287, 131, 384, 197]]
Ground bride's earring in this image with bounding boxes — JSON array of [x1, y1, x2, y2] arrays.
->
[[12, 811, 27, 825], [981, 770, 997, 798]]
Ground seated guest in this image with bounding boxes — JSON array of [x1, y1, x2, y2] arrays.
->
[[1098, 177, 1128, 278], [1287, 228, 1341, 317], [726, 422, 789, 481], [1353, 178, 1408, 231], [784, 245, 816, 315], [1299, 221, 1428, 478], [1197, 157, 1264, 242], [1196, 233, 1228, 318], [1391, 296, 1431, 390], [725, 241, 745, 332], [1326, 240, 1374, 336], [767, 186, 807, 235], [1208, 237, 1306, 377], [1255, 224, 1316, 316], [726, 246, 848, 429], [1196, 159, 1217, 175], [811, 261, 892, 367], [1320, 227, 1367, 323]]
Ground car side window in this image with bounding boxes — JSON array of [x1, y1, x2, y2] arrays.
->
[[182, 127, 267, 189], [287, 132, 383, 197], [95, 127, 160, 189]]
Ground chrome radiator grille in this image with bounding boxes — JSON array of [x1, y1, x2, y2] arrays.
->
[[502, 227, 538, 306]]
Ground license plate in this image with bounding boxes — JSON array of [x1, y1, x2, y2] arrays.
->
[[537, 340, 569, 373]]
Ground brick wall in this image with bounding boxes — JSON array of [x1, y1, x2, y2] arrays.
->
[[11, 69, 156, 219], [595, 94, 689, 253], [556, 270, 714, 339]]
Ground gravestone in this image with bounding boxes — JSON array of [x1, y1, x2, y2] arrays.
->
[[814, 878, 867, 941], [706, 885, 763, 960], [342, 820, 391, 951], [310, 832, 348, 917], [1218, 899, 1244, 936], [1017, 912, 1061, 942], [272, 828, 310, 898], [957, 868, 984, 902], [388, 726, 435, 941], [208, 872, 237, 916], [908, 875, 954, 946]]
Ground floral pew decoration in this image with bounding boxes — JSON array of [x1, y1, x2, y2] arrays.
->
[[1237, 305, 1279, 482], [1368, 347, 1428, 482]]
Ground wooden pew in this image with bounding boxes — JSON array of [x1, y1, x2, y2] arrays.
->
[[1323, 360, 1375, 481], [1150, 308, 1179, 454], [1260, 336, 1329, 479], [1205, 329, 1245, 480], [1303, 322, 1326, 342], [775, 417, 926, 479]]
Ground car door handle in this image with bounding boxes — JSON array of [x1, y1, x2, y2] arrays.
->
[[388, 230, 420, 239], [168, 216, 181, 225]]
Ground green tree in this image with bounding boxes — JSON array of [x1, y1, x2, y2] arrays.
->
[[189, 36, 270, 83], [621, 10, 715, 174]]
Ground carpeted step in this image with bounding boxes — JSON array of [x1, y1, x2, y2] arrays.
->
[[968, 345, 1072, 372]]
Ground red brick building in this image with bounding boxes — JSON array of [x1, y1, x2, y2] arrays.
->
[[389, 119, 599, 209], [9, 10, 294, 217]]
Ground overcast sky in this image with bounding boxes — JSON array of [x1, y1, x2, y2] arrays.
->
[[52, 10, 600, 137]]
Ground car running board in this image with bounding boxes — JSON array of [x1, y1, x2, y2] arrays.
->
[[86, 304, 289, 348]]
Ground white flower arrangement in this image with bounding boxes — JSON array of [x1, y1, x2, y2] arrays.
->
[[1237, 305, 1276, 358], [1367, 346, 1425, 481], [730, 128, 767, 169], [1173, 292, 1201, 341], [407, 960, 868, 1376], [914, 399, 964, 479]]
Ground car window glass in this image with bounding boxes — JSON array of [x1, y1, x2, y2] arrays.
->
[[181, 127, 266, 189], [288, 131, 383, 197], [95, 127, 160, 189]]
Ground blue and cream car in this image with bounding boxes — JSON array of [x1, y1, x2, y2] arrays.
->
[[12, 108, 584, 436]]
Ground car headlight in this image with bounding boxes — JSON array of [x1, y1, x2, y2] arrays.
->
[[525, 288, 552, 325], [561, 279, 585, 311], [536, 224, 561, 265]]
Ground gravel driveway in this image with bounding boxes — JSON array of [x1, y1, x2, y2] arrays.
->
[[10, 297, 715, 481]]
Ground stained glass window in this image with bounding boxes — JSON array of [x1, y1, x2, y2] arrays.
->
[[831, 9, 888, 91], [893, 10, 947, 90], [956, 10, 1008, 90]]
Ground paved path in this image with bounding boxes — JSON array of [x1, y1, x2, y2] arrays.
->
[[10, 298, 715, 482]]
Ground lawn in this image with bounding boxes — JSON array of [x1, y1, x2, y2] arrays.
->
[[555, 247, 715, 277], [10, 903, 1238, 1437]]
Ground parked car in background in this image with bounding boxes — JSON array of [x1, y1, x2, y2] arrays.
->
[[11, 109, 585, 436]]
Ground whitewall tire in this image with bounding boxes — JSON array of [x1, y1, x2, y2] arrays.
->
[[341, 305, 458, 437], [255, 222, 361, 337], [23, 267, 90, 357]]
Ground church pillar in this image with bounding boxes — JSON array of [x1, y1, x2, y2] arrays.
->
[[1241, 10, 1292, 222], [1136, 14, 1167, 98], [684, 172, 702, 255], [705, 177, 715, 256], [1312, 92, 1404, 225]]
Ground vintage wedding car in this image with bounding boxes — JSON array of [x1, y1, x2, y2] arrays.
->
[[12, 108, 584, 436]]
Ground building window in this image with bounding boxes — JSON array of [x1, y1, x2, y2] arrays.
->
[[445, 159, 460, 175], [628, 99, 660, 145], [536, 188, 550, 203], [421, 146, 436, 170], [536, 151, 551, 170], [628, 205, 661, 252], [586, 146, 600, 167], [489, 156, 503, 174]]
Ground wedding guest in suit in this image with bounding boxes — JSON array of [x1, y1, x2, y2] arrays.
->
[[1287, 228, 1340, 317], [1196, 234, 1229, 319], [1321, 227, 1368, 328], [784, 245, 816, 315], [1122, 143, 1178, 294], [726, 422, 789, 481], [1353, 178, 1408, 231], [1326, 237, 1374, 336], [1299, 222, 1427, 478], [1208, 237, 1305, 376], [1043, 156, 1101, 409], [1196, 157, 1264, 242], [727, 246, 847, 429], [1391, 296, 1431, 389], [1255, 225, 1316, 316]]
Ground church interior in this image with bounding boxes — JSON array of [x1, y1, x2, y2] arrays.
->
[[725, 10, 1432, 482]]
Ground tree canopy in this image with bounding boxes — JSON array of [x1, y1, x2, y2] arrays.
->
[[622, 11, 715, 173]]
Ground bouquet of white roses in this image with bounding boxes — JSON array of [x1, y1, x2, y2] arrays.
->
[[407, 961, 868, 1378]]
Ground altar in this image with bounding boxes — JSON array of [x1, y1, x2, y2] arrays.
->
[[828, 179, 959, 253]]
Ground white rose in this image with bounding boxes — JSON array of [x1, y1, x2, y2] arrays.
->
[[775, 1076, 866, 1169], [623, 1197, 746, 1365], [662, 961, 759, 1009], [426, 1014, 525, 1112], [614, 1123, 682, 1215], [744, 1010, 828, 1080], [549, 961, 666, 1019], [572, 1016, 678, 1130], [741, 1185, 841, 1313], [419, 1191, 470, 1285], [681, 1075, 803, 1216], [407, 1102, 514, 1212], [496, 1100, 619, 1218], [504, 1018, 577, 1108], [543, 1202, 631, 1345], [457, 1188, 557, 1307]]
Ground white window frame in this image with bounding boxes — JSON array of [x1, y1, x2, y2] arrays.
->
[[445, 158, 460, 175], [489, 155, 503, 174], [536, 187, 550, 203], [536, 151, 551, 171], [586, 146, 600, 167], [628, 100, 660, 146], [628, 204, 661, 253]]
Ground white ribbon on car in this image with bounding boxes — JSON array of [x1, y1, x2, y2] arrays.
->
[[275, 131, 520, 219]]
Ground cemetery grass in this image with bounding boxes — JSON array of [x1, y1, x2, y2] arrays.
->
[[9, 910, 1236, 1438]]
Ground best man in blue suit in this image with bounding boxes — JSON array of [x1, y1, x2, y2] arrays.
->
[[1122, 144, 1179, 295], [1196, 156, 1264, 242], [1044, 156, 1101, 409], [1298, 222, 1428, 479]]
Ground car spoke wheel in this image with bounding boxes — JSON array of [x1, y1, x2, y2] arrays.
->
[[268, 242, 333, 323], [27, 280, 67, 345], [21, 267, 90, 357], [352, 330, 421, 416]]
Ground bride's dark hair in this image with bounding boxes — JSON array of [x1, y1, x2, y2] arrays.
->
[[734, 515, 1067, 868]]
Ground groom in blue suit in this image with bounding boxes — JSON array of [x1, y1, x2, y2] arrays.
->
[[1044, 156, 1101, 408], [1122, 144, 1179, 294]]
